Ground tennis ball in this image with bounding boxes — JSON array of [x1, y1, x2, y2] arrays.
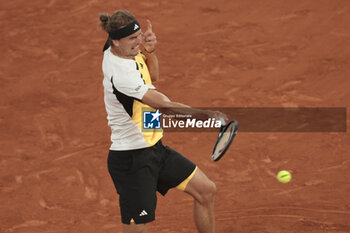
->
[[277, 170, 292, 183]]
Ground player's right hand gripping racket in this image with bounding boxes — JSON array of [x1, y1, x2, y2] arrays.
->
[[211, 120, 239, 162]]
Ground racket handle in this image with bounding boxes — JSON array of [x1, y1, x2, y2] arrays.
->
[[219, 123, 226, 135], [219, 117, 226, 127]]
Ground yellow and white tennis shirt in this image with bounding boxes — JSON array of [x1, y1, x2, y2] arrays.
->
[[102, 47, 163, 150]]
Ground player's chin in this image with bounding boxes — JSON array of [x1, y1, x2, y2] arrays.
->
[[130, 49, 139, 56], [130, 46, 139, 55]]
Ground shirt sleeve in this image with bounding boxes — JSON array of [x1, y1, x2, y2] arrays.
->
[[112, 69, 155, 100]]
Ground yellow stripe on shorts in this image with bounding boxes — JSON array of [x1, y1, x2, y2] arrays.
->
[[176, 166, 197, 191]]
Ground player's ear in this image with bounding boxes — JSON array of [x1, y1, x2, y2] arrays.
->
[[111, 39, 120, 48]]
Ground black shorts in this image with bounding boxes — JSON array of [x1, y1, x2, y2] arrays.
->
[[107, 140, 196, 224]]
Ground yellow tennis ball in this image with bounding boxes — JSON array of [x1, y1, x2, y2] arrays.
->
[[277, 170, 292, 183]]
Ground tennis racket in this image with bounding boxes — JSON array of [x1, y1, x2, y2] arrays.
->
[[211, 120, 239, 161]]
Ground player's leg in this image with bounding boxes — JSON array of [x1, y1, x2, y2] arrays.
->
[[123, 222, 147, 233], [156, 142, 216, 233], [183, 168, 216, 233]]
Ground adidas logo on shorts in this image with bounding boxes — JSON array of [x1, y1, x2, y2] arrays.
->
[[139, 210, 148, 216]]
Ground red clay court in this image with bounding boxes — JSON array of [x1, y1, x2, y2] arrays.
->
[[1, 0, 350, 232]]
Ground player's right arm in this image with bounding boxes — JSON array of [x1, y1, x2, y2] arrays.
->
[[142, 89, 228, 123]]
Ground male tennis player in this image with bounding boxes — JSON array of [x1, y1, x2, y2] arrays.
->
[[99, 10, 227, 233]]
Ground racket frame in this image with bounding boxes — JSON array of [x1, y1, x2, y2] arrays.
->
[[211, 120, 238, 162]]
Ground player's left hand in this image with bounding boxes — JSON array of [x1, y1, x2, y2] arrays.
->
[[142, 20, 157, 54]]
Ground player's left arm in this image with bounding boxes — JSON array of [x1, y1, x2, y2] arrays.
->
[[142, 20, 159, 82]]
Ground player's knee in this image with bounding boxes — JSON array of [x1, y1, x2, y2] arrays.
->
[[207, 180, 216, 199], [198, 179, 216, 205]]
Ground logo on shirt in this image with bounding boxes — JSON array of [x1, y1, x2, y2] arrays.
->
[[134, 24, 139, 31], [143, 110, 161, 129], [135, 85, 142, 91]]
